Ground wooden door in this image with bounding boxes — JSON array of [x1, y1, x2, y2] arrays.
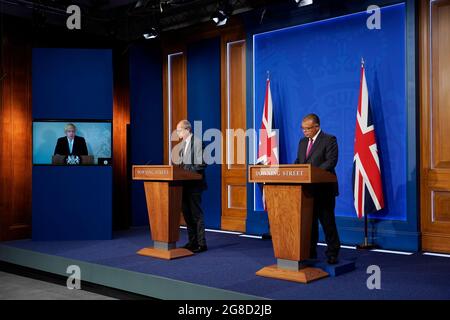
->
[[220, 36, 247, 232], [163, 51, 187, 165], [163, 50, 187, 225], [420, 0, 450, 253]]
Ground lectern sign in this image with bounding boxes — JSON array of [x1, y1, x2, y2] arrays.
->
[[133, 167, 170, 180], [133, 165, 201, 181], [249, 166, 309, 183], [249, 164, 336, 184]]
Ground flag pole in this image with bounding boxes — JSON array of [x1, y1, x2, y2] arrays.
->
[[357, 212, 379, 250]]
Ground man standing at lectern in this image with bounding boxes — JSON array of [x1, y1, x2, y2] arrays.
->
[[294, 114, 341, 264], [176, 120, 208, 253]]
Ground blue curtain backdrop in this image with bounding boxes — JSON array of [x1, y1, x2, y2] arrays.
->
[[187, 37, 222, 229], [252, 3, 407, 221], [33, 48, 113, 119], [129, 44, 163, 226]]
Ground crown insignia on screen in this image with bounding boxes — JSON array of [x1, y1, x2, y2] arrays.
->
[[66, 155, 80, 165]]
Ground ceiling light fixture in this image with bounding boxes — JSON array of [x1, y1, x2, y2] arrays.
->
[[143, 27, 158, 39], [211, 9, 228, 26], [295, 0, 313, 7]]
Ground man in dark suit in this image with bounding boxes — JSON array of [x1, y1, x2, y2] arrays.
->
[[175, 120, 208, 253], [294, 114, 341, 264], [54, 123, 88, 156]]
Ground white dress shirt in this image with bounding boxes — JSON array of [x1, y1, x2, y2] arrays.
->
[[183, 134, 192, 157], [67, 137, 74, 154]]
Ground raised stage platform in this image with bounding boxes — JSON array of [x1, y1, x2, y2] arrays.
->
[[1, 227, 450, 300]]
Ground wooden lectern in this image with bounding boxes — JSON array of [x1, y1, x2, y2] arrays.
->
[[132, 165, 202, 260], [248, 164, 337, 283]]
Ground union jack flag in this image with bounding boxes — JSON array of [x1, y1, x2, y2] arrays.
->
[[257, 76, 279, 211], [257, 77, 279, 166], [353, 61, 385, 218]]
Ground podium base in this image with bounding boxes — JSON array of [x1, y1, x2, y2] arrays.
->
[[256, 265, 328, 283], [137, 247, 194, 260]]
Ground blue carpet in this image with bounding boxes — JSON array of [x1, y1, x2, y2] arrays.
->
[[3, 227, 450, 300]]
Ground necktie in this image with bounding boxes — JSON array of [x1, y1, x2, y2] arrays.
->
[[306, 138, 314, 158], [69, 140, 73, 154]]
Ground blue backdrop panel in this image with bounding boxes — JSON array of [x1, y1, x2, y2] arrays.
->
[[32, 48, 112, 119], [187, 37, 222, 229], [129, 44, 163, 226], [253, 4, 406, 221], [33, 121, 111, 164], [32, 48, 113, 240], [32, 166, 112, 240], [246, 1, 419, 251]]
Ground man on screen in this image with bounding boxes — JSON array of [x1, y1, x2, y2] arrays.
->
[[294, 114, 341, 264], [54, 123, 88, 156], [176, 120, 208, 253]]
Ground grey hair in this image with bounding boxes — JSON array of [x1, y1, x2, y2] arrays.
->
[[64, 123, 77, 132], [179, 119, 192, 132]]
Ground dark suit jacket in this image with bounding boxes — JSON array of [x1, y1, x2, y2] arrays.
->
[[179, 135, 207, 192], [54, 136, 88, 156], [294, 130, 339, 196]]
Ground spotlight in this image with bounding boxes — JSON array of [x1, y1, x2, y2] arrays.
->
[[211, 1, 232, 26], [135, 0, 144, 8], [143, 27, 158, 39], [211, 9, 228, 26], [295, 0, 313, 7], [160, 1, 172, 13]]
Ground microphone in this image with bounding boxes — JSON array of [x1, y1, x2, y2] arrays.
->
[[144, 160, 153, 165]]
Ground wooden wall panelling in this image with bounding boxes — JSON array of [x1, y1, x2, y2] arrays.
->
[[161, 21, 247, 231], [112, 47, 131, 229], [163, 49, 187, 165], [420, 0, 450, 253], [0, 27, 32, 241], [220, 33, 247, 232]]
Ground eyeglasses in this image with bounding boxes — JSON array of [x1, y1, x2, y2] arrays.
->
[[301, 125, 318, 131], [176, 128, 187, 133]]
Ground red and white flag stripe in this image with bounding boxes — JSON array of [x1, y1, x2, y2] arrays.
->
[[258, 77, 279, 211], [257, 78, 279, 166], [353, 62, 385, 218]]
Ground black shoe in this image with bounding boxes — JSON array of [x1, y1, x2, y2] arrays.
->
[[182, 242, 196, 250], [327, 256, 338, 265], [192, 245, 208, 253]]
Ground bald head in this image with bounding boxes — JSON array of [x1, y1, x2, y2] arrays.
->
[[177, 120, 191, 131], [176, 120, 192, 140]]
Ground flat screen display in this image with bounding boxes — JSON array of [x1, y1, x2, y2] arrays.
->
[[33, 120, 112, 165]]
